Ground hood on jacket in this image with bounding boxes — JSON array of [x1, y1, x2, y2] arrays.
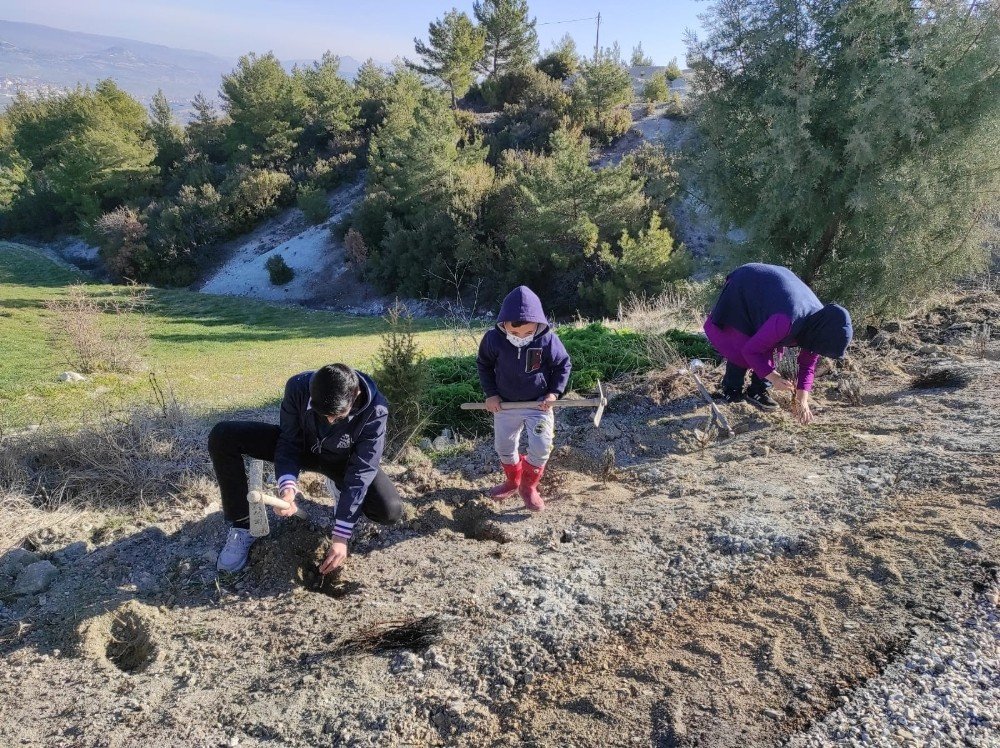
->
[[797, 303, 853, 358], [496, 286, 549, 337]]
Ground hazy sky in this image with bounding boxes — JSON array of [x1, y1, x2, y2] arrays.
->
[[0, 0, 707, 64]]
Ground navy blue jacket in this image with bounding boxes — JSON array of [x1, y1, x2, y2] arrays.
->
[[710, 263, 853, 358], [477, 286, 572, 402], [275, 370, 388, 540]]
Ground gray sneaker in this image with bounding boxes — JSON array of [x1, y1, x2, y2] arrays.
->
[[217, 527, 255, 572]]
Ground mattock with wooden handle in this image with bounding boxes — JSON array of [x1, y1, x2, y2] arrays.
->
[[460, 380, 608, 426], [688, 359, 735, 438], [247, 459, 310, 538]]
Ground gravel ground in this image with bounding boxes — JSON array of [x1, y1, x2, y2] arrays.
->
[[790, 583, 999, 748], [0, 290, 997, 747]]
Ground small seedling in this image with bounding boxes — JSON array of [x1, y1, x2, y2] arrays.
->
[[972, 323, 991, 358], [600, 446, 617, 482], [838, 374, 863, 405]]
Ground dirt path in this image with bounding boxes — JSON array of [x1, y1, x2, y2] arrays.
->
[[508, 487, 998, 747], [0, 293, 997, 747]]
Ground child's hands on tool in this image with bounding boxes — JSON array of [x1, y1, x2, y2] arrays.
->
[[537, 393, 558, 411], [485, 395, 502, 414], [275, 487, 299, 517]]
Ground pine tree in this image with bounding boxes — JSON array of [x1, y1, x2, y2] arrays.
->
[[410, 10, 486, 107], [361, 78, 491, 294], [688, 0, 1000, 315], [355, 59, 391, 131], [220, 52, 304, 168], [0, 114, 27, 210], [148, 89, 185, 178], [502, 127, 652, 312], [664, 57, 682, 81], [4, 80, 157, 225], [536, 34, 579, 80], [571, 55, 635, 141], [630, 43, 653, 67], [292, 52, 359, 151], [576, 57, 634, 113], [186, 93, 229, 165], [474, 0, 539, 78]]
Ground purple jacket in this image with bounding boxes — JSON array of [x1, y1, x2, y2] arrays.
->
[[274, 370, 387, 541], [477, 286, 572, 402], [710, 264, 852, 356]]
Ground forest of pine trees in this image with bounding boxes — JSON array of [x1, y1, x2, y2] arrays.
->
[[1, 0, 996, 317]]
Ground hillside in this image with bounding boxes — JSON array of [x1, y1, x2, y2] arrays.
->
[[0, 269, 997, 746], [0, 20, 370, 119], [0, 242, 454, 428]]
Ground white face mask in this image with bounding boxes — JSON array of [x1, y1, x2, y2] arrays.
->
[[505, 331, 534, 348]]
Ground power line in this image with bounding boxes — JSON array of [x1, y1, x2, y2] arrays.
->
[[536, 12, 602, 60], [536, 16, 599, 26]]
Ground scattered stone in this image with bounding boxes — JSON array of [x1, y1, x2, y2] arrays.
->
[[601, 422, 623, 439], [1, 548, 40, 577], [423, 647, 451, 670], [432, 435, 453, 451], [389, 651, 421, 674], [14, 561, 58, 595], [418, 438, 433, 451], [752, 444, 771, 458], [58, 371, 86, 382], [52, 541, 90, 565]]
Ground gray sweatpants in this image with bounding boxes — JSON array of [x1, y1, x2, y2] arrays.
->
[[493, 407, 555, 468]]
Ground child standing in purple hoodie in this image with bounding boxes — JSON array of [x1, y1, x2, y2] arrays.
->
[[477, 286, 572, 511]]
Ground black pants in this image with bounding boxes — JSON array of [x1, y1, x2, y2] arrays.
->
[[721, 363, 769, 399], [207, 421, 402, 530]]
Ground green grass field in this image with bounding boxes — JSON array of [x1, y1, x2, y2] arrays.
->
[[0, 241, 459, 428]]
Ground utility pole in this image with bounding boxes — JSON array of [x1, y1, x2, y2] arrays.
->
[[594, 12, 601, 60]]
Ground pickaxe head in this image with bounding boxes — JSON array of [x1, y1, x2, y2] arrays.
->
[[593, 379, 607, 427], [247, 460, 270, 538]]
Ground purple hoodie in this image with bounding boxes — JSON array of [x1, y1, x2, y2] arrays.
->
[[477, 286, 572, 403], [706, 264, 853, 390], [709, 264, 853, 359]]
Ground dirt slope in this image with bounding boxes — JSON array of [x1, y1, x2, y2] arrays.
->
[[0, 291, 997, 747]]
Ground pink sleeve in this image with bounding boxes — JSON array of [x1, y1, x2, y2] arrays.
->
[[741, 314, 792, 378], [796, 349, 821, 391]]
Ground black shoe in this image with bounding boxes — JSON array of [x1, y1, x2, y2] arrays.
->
[[745, 389, 779, 411], [714, 389, 744, 404]]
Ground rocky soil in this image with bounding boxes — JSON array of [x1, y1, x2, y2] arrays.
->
[[0, 289, 997, 747]]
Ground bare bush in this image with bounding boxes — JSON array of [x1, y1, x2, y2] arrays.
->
[[0, 380, 209, 510], [44, 284, 149, 374], [94, 206, 149, 281], [616, 283, 709, 368], [344, 227, 368, 266], [971, 323, 991, 358]]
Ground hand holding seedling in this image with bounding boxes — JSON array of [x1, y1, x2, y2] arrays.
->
[[319, 537, 349, 574], [766, 371, 795, 392]]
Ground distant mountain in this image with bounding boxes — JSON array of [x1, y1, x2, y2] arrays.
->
[[0, 20, 375, 121], [283, 57, 369, 80]]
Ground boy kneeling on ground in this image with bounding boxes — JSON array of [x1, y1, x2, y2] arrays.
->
[[209, 364, 402, 574]]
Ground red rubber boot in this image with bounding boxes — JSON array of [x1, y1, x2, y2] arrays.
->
[[487, 458, 522, 500], [518, 462, 545, 511]]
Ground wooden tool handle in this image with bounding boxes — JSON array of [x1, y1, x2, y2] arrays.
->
[[461, 399, 601, 410], [249, 490, 292, 511]]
